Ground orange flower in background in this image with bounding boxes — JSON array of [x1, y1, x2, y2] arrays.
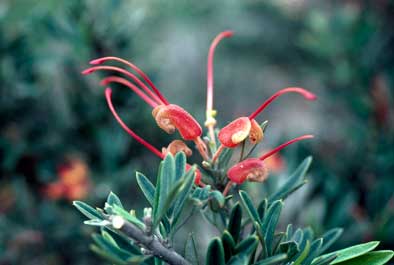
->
[[43, 158, 91, 201]]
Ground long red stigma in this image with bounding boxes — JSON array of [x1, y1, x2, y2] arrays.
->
[[105, 88, 164, 158], [206, 31, 233, 113], [259, 134, 314, 161], [101, 76, 158, 108], [90, 56, 169, 105], [82, 65, 163, 105], [249, 87, 317, 120]]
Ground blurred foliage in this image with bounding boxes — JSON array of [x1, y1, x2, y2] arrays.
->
[[0, 0, 393, 264]]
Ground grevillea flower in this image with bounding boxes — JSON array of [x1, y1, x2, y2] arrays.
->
[[103, 88, 202, 185], [218, 87, 317, 148], [227, 135, 313, 184], [43, 158, 91, 201], [82, 56, 207, 159]]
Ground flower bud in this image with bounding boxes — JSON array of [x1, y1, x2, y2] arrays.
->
[[152, 104, 202, 140], [227, 158, 268, 184], [218, 117, 251, 147], [162, 140, 192, 157]]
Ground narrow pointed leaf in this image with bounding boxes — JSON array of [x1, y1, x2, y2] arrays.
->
[[228, 203, 243, 243], [269, 156, 312, 201], [107, 192, 123, 208], [261, 200, 283, 255], [239, 190, 261, 226], [206, 238, 225, 265], [303, 238, 323, 265], [136, 172, 155, 205], [254, 253, 288, 265], [319, 228, 343, 254], [73, 201, 103, 220], [315, 241, 380, 264], [222, 231, 235, 262], [294, 240, 311, 265], [335, 250, 394, 265]]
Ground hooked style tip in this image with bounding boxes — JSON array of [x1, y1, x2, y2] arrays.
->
[[220, 30, 234, 38], [89, 58, 106, 65], [259, 134, 314, 161], [81, 68, 95, 75]]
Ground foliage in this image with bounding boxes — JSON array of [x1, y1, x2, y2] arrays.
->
[[75, 153, 393, 264]]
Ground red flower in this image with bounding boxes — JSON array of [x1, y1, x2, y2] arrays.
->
[[227, 135, 313, 184], [104, 88, 202, 185], [218, 87, 316, 148]]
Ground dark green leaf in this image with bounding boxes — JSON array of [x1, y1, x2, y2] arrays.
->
[[136, 172, 155, 206], [239, 190, 261, 225], [269, 156, 312, 201], [222, 231, 235, 262], [316, 241, 380, 264], [280, 241, 300, 259], [257, 199, 268, 220], [206, 238, 225, 265], [253, 253, 288, 265], [228, 203, 243, 243], [174, 152, 186, 181], [73, 201, 103, 220], [311, 254, 337, 265], [335, 251, 394, 265], [303, 238, 323, 265], [319, 228, 343, 254], [235, 236, 259, 256], [107, 192, 123, 208], [171, 167, 196, 226], [294, 240, 310, 265], [261, 200, 283, 255], [209, 190, 225, 211]]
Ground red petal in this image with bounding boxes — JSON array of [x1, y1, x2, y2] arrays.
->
[[227, 158, 266, 184], [218, 117, 251, 147]]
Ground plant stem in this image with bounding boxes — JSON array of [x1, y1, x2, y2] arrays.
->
[[112, 218, 191, 265]]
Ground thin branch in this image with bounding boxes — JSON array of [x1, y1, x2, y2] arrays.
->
[[111, 217, 191, 265]]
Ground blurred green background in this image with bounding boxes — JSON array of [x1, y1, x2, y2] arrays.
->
[[1, 0, 393, 264]]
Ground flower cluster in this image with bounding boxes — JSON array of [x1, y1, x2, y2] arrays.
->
[[82, 31, 316, 194]]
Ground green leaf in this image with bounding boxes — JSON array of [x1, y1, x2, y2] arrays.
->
[[294, 240, 311, 265], [319, 228, 343, 254], [206, 238, 225, 265], [222, 231, 236, 262], [280, 241, 300, 259], [209, 190, 225, 211], [153, 166, 194, 228], [269, 156, 312, 201], [235, 236, 259, 256], [136, 172, 155, 206], [73, 201, 103, 220], [227, 203, 243, 243], [253, 253, 288, 265], [184, 233, 200, 265], [111, 205, 145, 230], [171, 167, 196, 226], [303, 238, 323, 265], [239, 190, 261, 225], [153, 154, 175, 227], [92, 234, 132, 261], [311, 254, 337, 265], [316, 241, 380, 264], [174, 151, 186, 181], [261, 200, 283, 255], [335, 251, 394, 265], [107, 192, 123, 208], [257, 199, 268, 220]]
